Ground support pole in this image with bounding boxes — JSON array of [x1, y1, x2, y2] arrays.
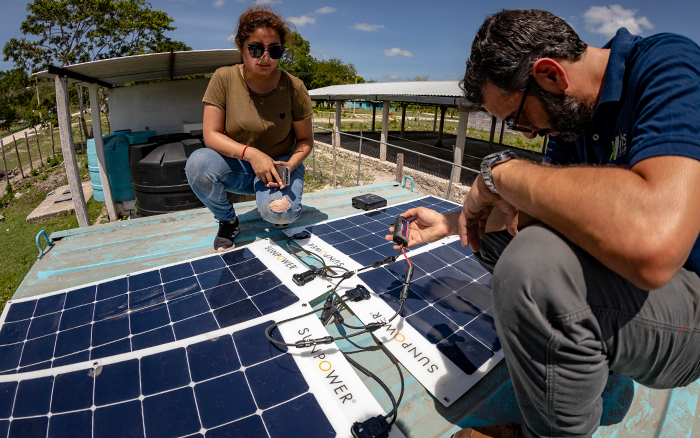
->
[[371, 103, 377, 132], [433, 105, 438, 132], [77, 89, 84, 154], [33, 126, 43, 166], [50, 122, 56, 158], [1, 138, 8, 185], [400, 104, 407, 137], [436, 106, 447, 147], [380, 101, 389, 161], [56, 75, 90, 227], [395, 153, 404, 183], [333, 100, 341, 189], [488, 115, 497, 154], [90, 83, 117, 222], [12, 135, 24, 179], [499, 119, 505, 144], [24, 132, 34, 171], [453, 110, 469, 185]]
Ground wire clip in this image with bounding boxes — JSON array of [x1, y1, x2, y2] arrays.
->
[[293, 268, 318, 286], [351, 415, 392, 438], [345, 285, 371, 302], [295, 336, 334, 349]]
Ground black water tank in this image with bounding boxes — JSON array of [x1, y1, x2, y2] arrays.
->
[[129, 136, 205, 216]]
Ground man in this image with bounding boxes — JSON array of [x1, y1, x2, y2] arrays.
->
[[392, 9, 700, 438]]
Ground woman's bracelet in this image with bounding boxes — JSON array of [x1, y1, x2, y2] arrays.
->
[[241, 145, 250, 161]]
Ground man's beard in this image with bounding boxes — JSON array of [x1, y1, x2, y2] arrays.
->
[[535, 88, 596, 142]]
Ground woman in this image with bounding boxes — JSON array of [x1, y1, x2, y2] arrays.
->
[[185, 5, 313, 252]]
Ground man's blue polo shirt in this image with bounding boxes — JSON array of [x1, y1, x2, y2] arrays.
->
[[544, 28, 700, 276]]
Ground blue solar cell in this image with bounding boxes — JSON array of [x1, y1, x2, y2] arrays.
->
[[434, 266, 472, 291], [0, 382, 17, 418], [378, 286, 428, 318], [375, 242, 400, 258], [457, 283, 493, 312], [335, 240, 368, 255], [141, 348, 190, 396], [352, 249, 384, 266], [159, 262, 194, 283], [453, 258, 489, 280], [228, 258, 267, 279], [163, 276, 200, 301], [131, 326, 175, 351], [173, 313, 219, 340], [194, 372, 257, 428], [320, 231, 351, 245], [250, 285, 298, 314], [96, 278, 128, 301], [477, 275, 493, 290], [0, 320, 30, 345], [90, 338, 130, 360], [221, 247, 256, 266], [431, 245, 469, 265], [129, 302, 170, 335], [52, 350, 89, 368], [93, 400, 145, 438], [306, 223, 334, 235], [239, 271, 281, 296], [347, 214, 373, 225], [95, 359, 140, 406], [128, 285, 165, 311], [447, 238, 474, 255], [342, 226, 367, 240], [213, 299, 262, 329], [8, 417, 48, 438], [410, 275, 453, 304], [0, 343, 26, 372], [18, 361, 51, 373], [356, 234, 389, 248], [358, 268, 400, 294], [0, 420, 7, 438], [262, 393, 335, 438], [63, 286, 96, 310], [203, 281, 247, 309], [143, 387, 201, 438], [410, 252, 447, 274], [191, 255, 226, 274], [206, 416, 267, 438], [59, 303, 94, 330], [54, 325, 91, 357], [246, 354, 308, 410], [92, 314, 129, 347], [93, 295, 128, 321], [196, 267, 235, 290], [407, 306, 460, 344], [128, 271, 161, 292], [437, 330, 494, 375], [13, 376, 53, 417], [19, 334, 56, 366], [34, 294, 66, 317], [359, 220, 389, 234], [232, 321, 287, 367], [383, 206, 406, 216], [385, 260, 426, 282], [167, 293, 210, 322], [433, 292, 482, 327], [187, 336, 240, 382], [465, 314, 501, 351], [4, 300, 36, 323], [48, 410, 92, 438], [51, 369, 93, 413], [329, 219, 354, 231]]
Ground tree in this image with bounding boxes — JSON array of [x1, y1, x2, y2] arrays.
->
[[408, 75, 430, 81], [0, 69, 34, 128], [3, 0, 191, 73]]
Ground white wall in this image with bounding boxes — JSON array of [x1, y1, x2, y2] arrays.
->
[[108, 78, 210, 135]]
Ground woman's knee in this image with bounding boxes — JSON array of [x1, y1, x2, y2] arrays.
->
[[185, 148, 217, 185], [259, 195, 301, 224]]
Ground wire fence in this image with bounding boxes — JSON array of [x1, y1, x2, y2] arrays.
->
[[313, 125, 480, 199]]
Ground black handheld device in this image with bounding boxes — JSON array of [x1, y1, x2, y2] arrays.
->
[[392, 216, 410, 247], [274, 165, 290, 186]]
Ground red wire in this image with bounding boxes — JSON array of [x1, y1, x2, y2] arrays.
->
[[401, 247, 412, 267]]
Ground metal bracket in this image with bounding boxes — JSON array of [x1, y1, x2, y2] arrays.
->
[[400, 175, 417, 192], [36, 230, 53, 260]]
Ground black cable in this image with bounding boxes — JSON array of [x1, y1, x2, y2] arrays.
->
[[343, 352, 398, 423]]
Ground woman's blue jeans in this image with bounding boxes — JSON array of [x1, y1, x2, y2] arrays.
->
[[185, 147, 305, 225]]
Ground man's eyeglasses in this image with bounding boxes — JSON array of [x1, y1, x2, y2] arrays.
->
[[506, 78, 533, 134], [246, 44, 286, 59]]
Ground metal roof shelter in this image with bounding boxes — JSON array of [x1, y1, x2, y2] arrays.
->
[[308, 81, 494, 184], [33, 49, 240, 226]]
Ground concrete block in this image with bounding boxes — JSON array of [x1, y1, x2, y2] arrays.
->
[[26, 181, 93, 224]]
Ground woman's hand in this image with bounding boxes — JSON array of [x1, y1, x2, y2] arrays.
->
[[247, 149, 286, 189]]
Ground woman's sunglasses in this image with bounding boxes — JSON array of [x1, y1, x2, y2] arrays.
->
[[246, 44, 286, 59]]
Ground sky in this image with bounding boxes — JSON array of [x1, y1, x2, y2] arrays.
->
[[2, 0, 700, 83]]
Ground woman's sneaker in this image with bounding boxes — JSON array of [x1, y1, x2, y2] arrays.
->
[[214, 218, 240, 252]]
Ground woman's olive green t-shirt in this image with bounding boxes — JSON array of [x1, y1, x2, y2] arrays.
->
[[202, 65, 313, 158]]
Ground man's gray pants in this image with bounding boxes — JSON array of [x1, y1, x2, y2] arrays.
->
[[475, 224, 700, 438]]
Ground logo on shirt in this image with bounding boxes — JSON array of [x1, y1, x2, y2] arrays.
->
[[280, 113, 286, 119], [610, 131, 627, 161]]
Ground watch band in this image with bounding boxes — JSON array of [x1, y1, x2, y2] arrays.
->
[[481, 150, 517, 195]]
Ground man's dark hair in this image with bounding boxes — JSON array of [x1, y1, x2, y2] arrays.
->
[[461, 9, 587, 105]]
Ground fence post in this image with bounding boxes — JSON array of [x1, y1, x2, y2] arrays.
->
[[488, 115, 497, 154], [50, 122, 56, 158], [12, 135, 25, 179], [24, 131, 34, 171], [380, 101, 389, 161], [1, 138, 8, 184], [445, 165, 455, 201], [356, 124, 363, 186], [395, 153, 404, 183], [499, 119, 505, 144], [33, 126, 43, 166]]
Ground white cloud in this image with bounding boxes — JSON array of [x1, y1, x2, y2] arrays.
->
[[384, 74, 400, 80], [227, 34, 236, 44], [351, 23, 384, 32], [445, 72, 461, 77], [310, 52, 329, 60], [315, 6, 336, 14], [383, 48, 414, 57], [253, 0, 279, 4], [583, 5, 653, 38], [213, 0, 224, 8], [288, 15, 316, 27]]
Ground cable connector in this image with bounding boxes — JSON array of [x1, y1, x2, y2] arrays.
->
[[331, 307, 344, 325], [293, 268, 317, 286], [344, 285, 371, 302], [319, 295, 336, 325], [291, 230, 311, 240], [369, 256, 397, 269], [365, 322, 385, 332], [400, 265, 414, 301], [351, 415, 392, 438], [341, 271, 355, 279], [294, 336, 334, 349]]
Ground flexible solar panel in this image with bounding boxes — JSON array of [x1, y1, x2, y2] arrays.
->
[[0, 241, 301, 375], [0, 311, 406, 438]]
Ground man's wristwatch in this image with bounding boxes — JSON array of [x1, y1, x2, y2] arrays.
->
[[481, 150, 517, 195]]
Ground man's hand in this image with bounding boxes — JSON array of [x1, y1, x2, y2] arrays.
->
[[460, 174, 519, 252], [385, 207, 458, 249]]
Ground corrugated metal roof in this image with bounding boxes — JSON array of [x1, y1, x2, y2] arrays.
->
[[309, 81, 472, 106], [33, 49, 240, 86]]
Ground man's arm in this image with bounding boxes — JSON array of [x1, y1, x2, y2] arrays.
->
[[466, 155, 700, 289]]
